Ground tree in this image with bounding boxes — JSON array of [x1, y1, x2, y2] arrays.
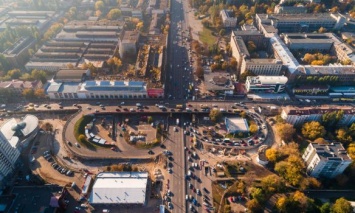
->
[[275, 123, 295, 142], [247, 41, 257, 52], [239, 70, 256, 82], [302, 121, 326, 140], [224, 205, 231, 213], [209, 108, 222, 123], [22, 88, 35, 99], [318, 27, 327, 33], [219, 29, 226, 36], [107, 8, 122, 20], [136, 21, 144, 31], [314, 138, 328, 144], [320, 202, 331, 213], [332, 197, 352, 213], [246, 199, 262, 212], [31, 69, 47, 83], [330, 6, 339, 13], [261, 174, 285, 195], [195, 66, 204, 78], [336, 129, 353, 144], [249, 124, 258, 134], [7, 69, 22, 79], [250, 187, 265, 203], [95, 0, 105, 11], [34, 88, 46, 98], [265, 148, 279, 162]]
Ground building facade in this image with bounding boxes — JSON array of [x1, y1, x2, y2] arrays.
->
[[281, 106, 355, 126], [0, 131, 20, 182], [302, 143, 352, 178], [220, 10, 237, 28], [246, 76, 288, 93], [46, 80, 148, 99]]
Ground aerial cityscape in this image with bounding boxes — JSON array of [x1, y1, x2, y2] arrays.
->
[[0, 0, 354, 212]]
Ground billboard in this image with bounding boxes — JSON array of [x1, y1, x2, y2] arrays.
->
[[147, 88, 164, 97]]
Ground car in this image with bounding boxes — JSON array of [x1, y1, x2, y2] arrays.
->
[[197, 189, 201, 195], [148, 150, 154, 155], [75, 143, 80, 148], [168, 202, 173, 209], [115, 108, 121, 112], [31, 147, 37, 154], [67, 141, 72, 146], [168, 168, 172, 173], [121, 102, 125, 105]]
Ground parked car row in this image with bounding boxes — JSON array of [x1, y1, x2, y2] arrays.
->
[[51, 162, 73, 176]]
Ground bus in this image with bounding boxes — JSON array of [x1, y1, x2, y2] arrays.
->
[[233, 109, 242, 114]]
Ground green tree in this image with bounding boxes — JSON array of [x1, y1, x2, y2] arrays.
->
[[7, 69, 22, 79], [107, 8, 122, 19], [31, 69, 47, 83], [336, 129, 353, 144], [247, 41, 257, 52], [332, 197, 352, 213], [301, 121, 326, 140], [209, 108, 222, 123], [261, 174, 285, 195], [320, 202, 331, 213], [275, 123, 295, 142], [265, 148, 279, 162], [250, 187, 265, 203], [95, 0, 105, 11], [34, 88, 46, 98]]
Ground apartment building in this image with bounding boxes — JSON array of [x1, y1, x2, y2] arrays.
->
[[274, 5, 307, 14], [241, 59, 283, 76], [0, 131, 20, 182], [2, 37, 37, 68], [302, 143, 352, 178], [281, 106, 355, 126], [246, 76, 288, 93], [220, 10, 238, 28]]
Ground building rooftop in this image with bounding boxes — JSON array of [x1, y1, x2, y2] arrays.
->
[[54, 69, 88, 81], [225, 117, 249, 132], [204, 71, 234, 91], [89, 172, 148, 204], [270, 34, 300, 73], [121, 31, 140, 43], [282, 106, 355, 116], [257, 13, 335, 22], [247, 75, 288, 85], [309, 142, 351, 162]]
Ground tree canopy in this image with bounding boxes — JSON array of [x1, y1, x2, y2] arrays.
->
[[275, 123, 295, 142], [209, 109, 222, 123], [332, 197, 352, 213], [107, 9, 122, 20], [301, 121, 326, 140]]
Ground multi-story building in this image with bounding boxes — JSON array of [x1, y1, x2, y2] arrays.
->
[[302, 143, 352, 178], [230, 31, 283, 76], [119, 31, 140, 58], [283, 33, 334, 52], [274, 5, 307, 14], [281, 106, 355, 126], [220, 10, 238, 28], [0, 80, 43, 95], [241, 59, 283, 76], [0, 131, 20, 182], [256, 13, 346, 33], [46, 80, 148, 99], [246, 76, 288, 93], [2, 37, 37, 68]]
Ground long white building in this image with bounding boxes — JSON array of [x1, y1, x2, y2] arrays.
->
[[302, 143, 352, 178], [246, 76, 288, 93], [281, 106, 355, 126], [46, 80, 148, 99]]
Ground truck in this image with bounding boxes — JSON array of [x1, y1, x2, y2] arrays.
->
[[176, 119, 179, 126]]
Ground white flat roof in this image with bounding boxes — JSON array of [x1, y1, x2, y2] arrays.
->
[[89, 172, 148, 205]]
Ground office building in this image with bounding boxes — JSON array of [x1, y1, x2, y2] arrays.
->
[[246, 76, 288, 93], [302, 143, 352, 178], [283, 33, 334, 52]]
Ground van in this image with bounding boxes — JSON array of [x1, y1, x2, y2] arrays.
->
[[102, 210, 110, 213], [223, 138, 230, 143], [158, 105, 165, 109]]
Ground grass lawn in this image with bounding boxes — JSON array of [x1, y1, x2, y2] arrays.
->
[[199, 27, 217, 46]]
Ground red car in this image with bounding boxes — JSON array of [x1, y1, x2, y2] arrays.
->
[[115, 108, 121, 112]]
